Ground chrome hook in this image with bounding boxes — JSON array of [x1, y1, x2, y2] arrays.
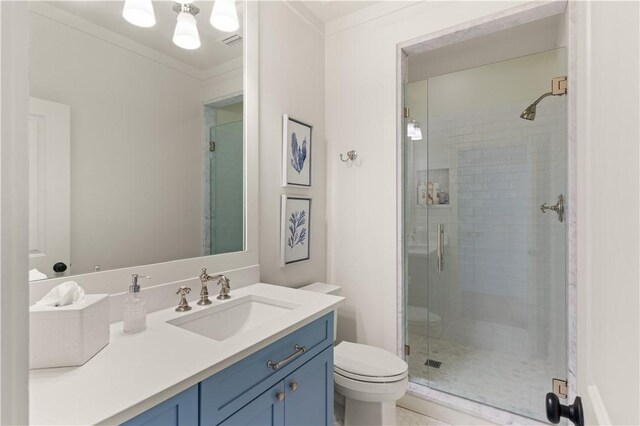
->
[[339, 150, 358, 162], [540, 194, 565, 223]]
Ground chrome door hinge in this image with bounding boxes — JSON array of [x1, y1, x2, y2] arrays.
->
[[404, 107, 410, 118], [209, 141, 216, 152], [404, 345, 411, 356], [552, 378, 568, 399]]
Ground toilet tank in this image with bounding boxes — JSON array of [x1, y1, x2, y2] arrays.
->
[[299, 282, 341, 341]]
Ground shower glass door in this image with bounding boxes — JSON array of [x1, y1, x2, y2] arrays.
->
[[404, 48, 567, 421], [209, 119, 244, 255]]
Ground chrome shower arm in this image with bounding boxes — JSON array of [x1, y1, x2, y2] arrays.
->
[[530, 91, 554, 108]]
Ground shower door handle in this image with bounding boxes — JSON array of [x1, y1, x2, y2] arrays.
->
[[436, 224, 444, 274]]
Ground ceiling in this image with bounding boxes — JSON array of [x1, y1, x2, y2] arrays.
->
[[41, 1, 243, 71], [302, 1, 380, 23]]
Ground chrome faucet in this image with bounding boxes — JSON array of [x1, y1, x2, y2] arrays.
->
[[198, 268, 214, 305], [199, 268, 231, 301]]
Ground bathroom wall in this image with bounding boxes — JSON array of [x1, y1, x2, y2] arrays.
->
[[29, 11, 203, 274], [258, 2, 327, 286], [325, 0, 527, 352], [577, 2, 640, 424]]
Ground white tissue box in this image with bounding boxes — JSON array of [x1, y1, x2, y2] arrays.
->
[[29, 294, 110, 369]]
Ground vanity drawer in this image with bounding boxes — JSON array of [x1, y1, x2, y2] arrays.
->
[[200, 313, 333, 423]]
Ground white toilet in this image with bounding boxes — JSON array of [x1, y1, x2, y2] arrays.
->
[[301, 283, 408, 426]]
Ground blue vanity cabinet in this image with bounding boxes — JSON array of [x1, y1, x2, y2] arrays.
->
[[283, 345, 333, 426], [216, 346, 333, 426], [200, 313, 333, 425], [218, 381, 285, 426], [121, 385, 198, 426], [121, 313, 334, 426]]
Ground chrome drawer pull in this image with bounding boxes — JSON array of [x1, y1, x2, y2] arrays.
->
[[267, 344, 306, 371]]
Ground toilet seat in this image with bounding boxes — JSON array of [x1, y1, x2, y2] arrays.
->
[[334, 341, 408, 383]]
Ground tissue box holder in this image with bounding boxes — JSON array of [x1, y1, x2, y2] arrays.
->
[[30, 294, 110, 369]]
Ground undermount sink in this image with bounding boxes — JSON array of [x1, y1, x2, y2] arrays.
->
[[167, 295, 300, 341]]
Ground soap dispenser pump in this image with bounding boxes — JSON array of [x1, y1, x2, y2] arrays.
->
[[123, 274, 150, 334]]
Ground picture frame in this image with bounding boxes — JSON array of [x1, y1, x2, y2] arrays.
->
[[282, 114, 312, 187], [280, 195, 311, 266]]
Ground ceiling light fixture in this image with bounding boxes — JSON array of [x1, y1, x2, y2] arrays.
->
[[122, 0, 156, 28], [210, 0, 239, 32], [172, 3, 201, 50]]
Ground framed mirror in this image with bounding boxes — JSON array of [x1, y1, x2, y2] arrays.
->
[[27, 0, 258, 286]]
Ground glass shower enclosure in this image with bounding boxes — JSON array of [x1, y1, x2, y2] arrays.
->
[[207, 118, 243, 255], [403, 48, 567, 421]]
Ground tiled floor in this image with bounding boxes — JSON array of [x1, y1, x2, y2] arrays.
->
[[334, 405, 446, 426], [407, 329, 554, 421]]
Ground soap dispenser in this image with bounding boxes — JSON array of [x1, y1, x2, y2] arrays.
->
[[123, 274, 150, 334]]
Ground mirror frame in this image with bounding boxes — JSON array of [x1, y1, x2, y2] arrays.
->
[[28, 1, 260, 302]]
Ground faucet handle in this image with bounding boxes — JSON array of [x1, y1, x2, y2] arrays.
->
[[216, 275, 231, 300], [176, 286, 192, 312]]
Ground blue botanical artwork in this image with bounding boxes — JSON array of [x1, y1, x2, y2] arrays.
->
[[283, 115, 312, 187], [290, 132, 307, 174], [287, 210, 307, 249], [282, 196, 311, 265]]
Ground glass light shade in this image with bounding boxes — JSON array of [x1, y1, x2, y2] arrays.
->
[[122, 0, 156, 28], [173, 12, 201, 50], [407, 122, 416, 138], [210, 0, 239, 32], [411, 126, 423, 141]]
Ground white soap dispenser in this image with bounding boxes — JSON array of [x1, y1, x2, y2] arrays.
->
[[123, 274, 150, 334]]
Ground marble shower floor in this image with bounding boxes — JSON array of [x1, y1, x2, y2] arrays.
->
[[407, 331, 555, 422]]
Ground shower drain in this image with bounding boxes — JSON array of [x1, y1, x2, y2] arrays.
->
[[425, 359, 442, 369]]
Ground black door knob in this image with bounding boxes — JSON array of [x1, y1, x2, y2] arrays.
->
[[52, 262, 67, 273], [546, 392, 584, 426]]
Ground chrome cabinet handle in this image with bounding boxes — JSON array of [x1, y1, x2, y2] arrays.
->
[[276, 392, 285, 402], [437, 224, 445, 274], [289, 382, 298, 392], [267, 344, 306, 371]]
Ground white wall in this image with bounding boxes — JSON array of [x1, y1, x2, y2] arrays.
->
[[325, 0, 524, 352], [29, 12, 203, 275], [577, 2, 640, 424], [0, 2, 29, 423], [258, 2, 327, 287]]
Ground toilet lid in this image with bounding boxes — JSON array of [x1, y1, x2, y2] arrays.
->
[[334, 342, 408, 382]]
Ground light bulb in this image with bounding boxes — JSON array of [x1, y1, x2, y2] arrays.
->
[[210, 0, 239, 32], [122, 0, 156, 28], [173, 12, 201, 50]]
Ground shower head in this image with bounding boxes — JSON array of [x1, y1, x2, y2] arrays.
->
[[520, 76, 568, 121], [520, 103, 537, 121]]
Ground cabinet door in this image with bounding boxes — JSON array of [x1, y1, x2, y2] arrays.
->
[[218, 381, 285, 426], [121, 385, 198, 426], [284, 346, 333, 426]]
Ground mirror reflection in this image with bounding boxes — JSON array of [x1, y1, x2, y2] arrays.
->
[[28, 1, 245, 280]]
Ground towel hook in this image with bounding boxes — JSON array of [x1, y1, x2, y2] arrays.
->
[[339, 150, 358, 162]]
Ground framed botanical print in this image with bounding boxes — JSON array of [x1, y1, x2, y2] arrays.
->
[[282, 114, 312, 187], [280, 195, 311, 266]]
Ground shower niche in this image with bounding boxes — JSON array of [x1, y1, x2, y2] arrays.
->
[[415, 169, 450, 207], [402, 10, 569, 423]]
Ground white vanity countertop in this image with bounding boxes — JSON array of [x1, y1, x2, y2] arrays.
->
[[29, 283, 344, 426]]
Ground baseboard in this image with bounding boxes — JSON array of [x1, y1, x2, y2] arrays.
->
[[587, 385, 612, 425]]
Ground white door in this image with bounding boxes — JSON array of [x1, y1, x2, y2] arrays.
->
[[576, 2, 640, 425], [28, 97, 70, 279]]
